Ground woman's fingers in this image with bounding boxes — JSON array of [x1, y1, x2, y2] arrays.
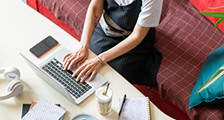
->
[[68, 57, 81, 70], [73, 57, 102, 82], [63, 46, 89, 70], [75, 63, 92, 82], [63, 53, 71, 61], [73, 64, 86, 81], [88, 71, 97, 82], [77, 58, 86, 67], [80, 69, 93, 83], [63, 56, 74, 70]]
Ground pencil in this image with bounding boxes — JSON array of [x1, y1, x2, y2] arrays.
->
[[118, 94, 126, 118]]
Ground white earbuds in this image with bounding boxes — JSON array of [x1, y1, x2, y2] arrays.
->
[[0, 67, 23, 100]]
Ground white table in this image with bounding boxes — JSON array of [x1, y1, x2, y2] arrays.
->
[[0, 0, 175, 120]]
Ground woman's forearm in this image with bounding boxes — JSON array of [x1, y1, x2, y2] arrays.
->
[[98, 23, 150, 64], [80, 0, 104, 48]]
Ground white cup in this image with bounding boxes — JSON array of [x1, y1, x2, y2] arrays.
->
[[95, 86, 113, 115]]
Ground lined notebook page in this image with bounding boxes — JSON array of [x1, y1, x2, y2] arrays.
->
[[119, 97, 150, 120], [21, 98, 66, 120]]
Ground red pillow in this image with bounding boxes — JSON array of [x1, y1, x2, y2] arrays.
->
[[39, 0, 91, 36], [190, 0, 224, 33]]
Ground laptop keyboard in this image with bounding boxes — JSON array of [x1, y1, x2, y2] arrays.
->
[[41, 58, 92, 99]]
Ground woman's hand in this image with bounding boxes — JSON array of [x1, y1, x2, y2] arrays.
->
[[63, 45, 89, 70], [73, 57, 103, 82]]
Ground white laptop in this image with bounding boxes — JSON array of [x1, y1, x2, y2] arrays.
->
[[20, 47, 107, 104]]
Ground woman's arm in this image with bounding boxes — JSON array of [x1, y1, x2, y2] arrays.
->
[[80, 0, 104, 48], [63, 0, 104, 70], [98, 23, 150, 64]]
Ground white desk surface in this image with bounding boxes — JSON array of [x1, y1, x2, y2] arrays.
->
[[0, 0, 175, 120]]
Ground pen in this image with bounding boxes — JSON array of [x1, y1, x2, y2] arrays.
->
[[118, 94, 126, 118]]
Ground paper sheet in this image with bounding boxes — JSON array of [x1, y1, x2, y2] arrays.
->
[[21, 98, 66, 120]]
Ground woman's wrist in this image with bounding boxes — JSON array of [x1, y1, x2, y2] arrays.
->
[[80, 42, 89, 49], [96, 55, 104, 65], [79, 42, 89, 53], [80, 36, 91, 49], [98, 54, 107, 64]]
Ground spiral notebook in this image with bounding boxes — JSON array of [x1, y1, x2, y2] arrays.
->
[[21, 98, 66, 120], [119, 97, 151, 120]]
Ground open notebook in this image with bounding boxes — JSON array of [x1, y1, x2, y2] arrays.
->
[[119, 97, 151, 120]]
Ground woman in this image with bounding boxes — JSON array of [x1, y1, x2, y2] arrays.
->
[[63, 0, 163, 87]]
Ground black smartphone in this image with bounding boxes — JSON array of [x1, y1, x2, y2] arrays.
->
[[29, 36, 59, 58]]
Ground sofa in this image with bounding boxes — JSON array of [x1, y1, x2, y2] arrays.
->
[[27, 0, 224, 119]]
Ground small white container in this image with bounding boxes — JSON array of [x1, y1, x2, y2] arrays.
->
[[95, 86, 113, 115]]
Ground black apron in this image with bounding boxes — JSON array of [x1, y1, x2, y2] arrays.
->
[[89, 0, 162, 87]]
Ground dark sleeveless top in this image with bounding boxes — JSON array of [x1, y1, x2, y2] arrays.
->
[[89, 0, 162, 87], [104, 0, 141, 31]]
